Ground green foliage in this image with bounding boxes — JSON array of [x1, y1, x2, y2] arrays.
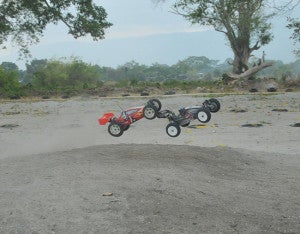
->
[[161, 0, 276, 74], [162, 79, 182, 89], [116, 79, 129, 88], [32, 61, 68, 92], [0, 56, 299, 99], [0, 67, 21, 98], [172, 0, 274, 46], [1, 62, 18, 71], [30, 58, 102, 95], [66, 59, 101, 88], [0, 0, 112, 56], [287, 17, 300, 56], [23, 59, 48, 84], [256, 60, 300, 79], [97, 57, 221, 83]]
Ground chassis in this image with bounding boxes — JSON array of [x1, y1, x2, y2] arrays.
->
[[98, 99, 161, 137]]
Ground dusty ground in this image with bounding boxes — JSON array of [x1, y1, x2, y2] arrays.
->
[[0, 93, 299, 233]]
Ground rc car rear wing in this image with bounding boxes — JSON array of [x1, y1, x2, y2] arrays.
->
[[98, 112, 115, 125]]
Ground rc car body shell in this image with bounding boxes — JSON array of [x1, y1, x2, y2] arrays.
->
[[98, 106, 144, 126], [98, 112, 115, 125]]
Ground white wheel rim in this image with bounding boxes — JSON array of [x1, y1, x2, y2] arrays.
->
[[144, 108, 155, 118], [167, 125, 178, 136], [110, 124, 121, 135], [198, 111, 208, 122]]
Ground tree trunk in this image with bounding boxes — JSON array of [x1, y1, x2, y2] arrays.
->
[[227, 61, 274, 80], [232, 46, 251, 74]]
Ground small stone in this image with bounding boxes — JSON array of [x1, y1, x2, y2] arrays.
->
[[241, 123, 263, 128], [272, 109, 288, 112], [102, 192, 113, 196]]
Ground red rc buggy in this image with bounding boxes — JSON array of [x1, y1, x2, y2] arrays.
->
[[98, 99, 161, 137]]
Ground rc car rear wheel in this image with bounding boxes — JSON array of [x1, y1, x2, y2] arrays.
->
[[197, 108, 211, 123], [108, 123, 124, 137], [208, 98, 220, 113], [166, 123, 181, 137], [143, 105, 157, 120], [149, 99, 162, 111]]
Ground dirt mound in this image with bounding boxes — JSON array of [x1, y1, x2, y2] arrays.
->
[[0, 144, 299, 233]]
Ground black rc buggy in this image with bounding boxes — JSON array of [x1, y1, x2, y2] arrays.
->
[[157, 98, 221, 137]]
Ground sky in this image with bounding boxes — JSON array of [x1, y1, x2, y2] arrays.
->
[[1, 0, 299, 69]]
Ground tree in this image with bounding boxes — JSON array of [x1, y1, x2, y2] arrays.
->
[[22, 59, 48, 83], [180, 56, 219, 73], [32, 60, 68, 91], [66, 59, 101, 88], [0, 62, 18, 71], [174, 0, 272, 75], [0, 0, 112, 55], [31, 58, 102, 93], [287, 17, 300, 56], [157, 0, 299, 78], [272, 0, 300, 56]]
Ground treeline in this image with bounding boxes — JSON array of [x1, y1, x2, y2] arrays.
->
[[0, 59, 104, 99], [0, 56, 299, 99]]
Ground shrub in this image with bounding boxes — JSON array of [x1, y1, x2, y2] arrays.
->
[[0, 68, 22, 98]]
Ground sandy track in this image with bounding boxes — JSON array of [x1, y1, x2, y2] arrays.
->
[[1, 93, 300, 157], [0, 93, 299, 233]]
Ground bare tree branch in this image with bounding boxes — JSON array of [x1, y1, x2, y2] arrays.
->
[[227, 61, 274, 79]]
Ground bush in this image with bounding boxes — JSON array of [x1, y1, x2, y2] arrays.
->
[[0, 68, 22, 98]]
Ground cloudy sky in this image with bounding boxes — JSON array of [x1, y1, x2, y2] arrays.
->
[[1, 0, 299, 69]]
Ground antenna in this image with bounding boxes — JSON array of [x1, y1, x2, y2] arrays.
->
[[115, 101, 124, 112]]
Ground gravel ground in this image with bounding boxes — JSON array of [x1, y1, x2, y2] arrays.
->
[[0, 93, 299, 233]]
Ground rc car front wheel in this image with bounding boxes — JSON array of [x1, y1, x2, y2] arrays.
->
[[148, 98, 162, 111], [208, 98, 220, 113], [197, 108, 211, 123], [166, 123, 181, 137], [108, 123, 124, 137], [143, 105, 157, 120]]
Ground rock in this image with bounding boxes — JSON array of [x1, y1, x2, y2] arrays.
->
[[61, 94, 70, 99], [230, 109, 247, 113], [1, 124, 20, 129], [241, 123, 263, 128], [164, 90, 176, 95], [140, 91, 149, 96], [102, 192, 113, 196], [196, 87, 205, 93], [267, 87, 277, 92], [272, 109, 288, 112], [9, 95, 21, 100], [249, 88, 258, 93]]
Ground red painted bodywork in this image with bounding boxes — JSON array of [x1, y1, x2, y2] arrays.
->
[[98, 112, 115, 125], [98, 106, 144, 126]]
